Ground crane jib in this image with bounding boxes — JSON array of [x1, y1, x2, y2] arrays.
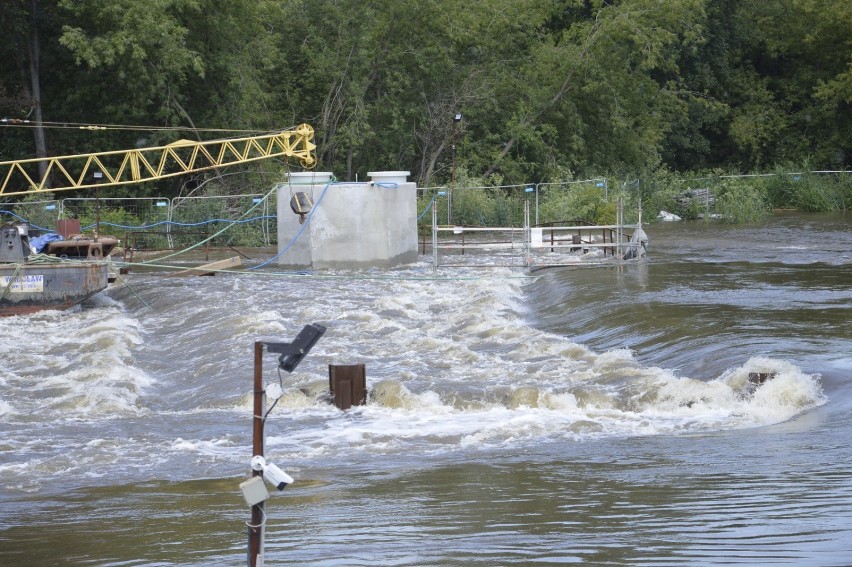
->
[[0, 124, 316, 197]]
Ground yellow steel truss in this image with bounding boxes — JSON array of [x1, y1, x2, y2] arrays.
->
[[0, 124, 316, 197]]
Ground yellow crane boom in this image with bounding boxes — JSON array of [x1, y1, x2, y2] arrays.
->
[[0, 124, 316, 197]]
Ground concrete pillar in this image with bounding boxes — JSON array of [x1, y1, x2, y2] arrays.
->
[[276, 172, 333, 268], [275, 171, 418, 269]]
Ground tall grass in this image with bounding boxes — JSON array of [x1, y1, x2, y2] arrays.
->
[[714, 179, 771, 224]]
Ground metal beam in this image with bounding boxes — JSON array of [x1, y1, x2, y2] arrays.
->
[[0, 125, 316, 197]]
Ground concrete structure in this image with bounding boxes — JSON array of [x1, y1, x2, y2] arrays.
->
[[276, 171, 418, 269]]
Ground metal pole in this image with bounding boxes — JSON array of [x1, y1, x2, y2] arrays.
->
[[167, 197, 175, 250], [93, 171, 103, 241], [524, 200, 530, 268], [617, 198, 623, 259], [95, 187, 100, 241], [535, 184, 539, 226], [450, 123, 457, 226], [450, 112, 462, 226], [249, 341, 265, 567], [432, 200, 438, 270]]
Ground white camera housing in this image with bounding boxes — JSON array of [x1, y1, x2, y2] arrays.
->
[[250, 455, 294, 491], [263, 463, 294, 490]]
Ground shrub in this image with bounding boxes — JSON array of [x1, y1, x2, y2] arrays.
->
[[539, 182, 612, 225], [714, 180, 770, 223]]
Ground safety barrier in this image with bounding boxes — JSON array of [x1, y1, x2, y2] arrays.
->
[[1, 194, 276, 252], [429, 198, 643, 270]]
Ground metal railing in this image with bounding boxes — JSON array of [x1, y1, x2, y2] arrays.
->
[[430, 197, 642, 269]]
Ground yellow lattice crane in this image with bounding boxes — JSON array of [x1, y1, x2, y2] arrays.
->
[[0, 124, 316, 197]]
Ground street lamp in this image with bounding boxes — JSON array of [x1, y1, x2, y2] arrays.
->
[[244, 323, 326, 567], [450, 112, 462, 225]]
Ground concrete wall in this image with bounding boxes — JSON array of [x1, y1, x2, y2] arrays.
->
[[276, 171, 418, 269]]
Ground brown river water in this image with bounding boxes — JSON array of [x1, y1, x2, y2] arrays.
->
[[1, 211, 850, 566]]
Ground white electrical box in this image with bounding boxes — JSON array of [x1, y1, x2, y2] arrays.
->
[[239, 476, 270, 506]]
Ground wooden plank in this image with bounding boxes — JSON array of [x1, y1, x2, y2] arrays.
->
[[168, 256, 241, 277]]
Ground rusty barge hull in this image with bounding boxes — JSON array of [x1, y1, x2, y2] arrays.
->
[[0, 262, 109, 316]]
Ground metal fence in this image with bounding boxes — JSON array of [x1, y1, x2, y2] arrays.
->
[[417, 178, 613, 229], [1, 194, 277, 251], [2, 170, 847, 255], [0, 199, 61, 231], [429, 197, 642, 269], [170, 194, 276, 249]]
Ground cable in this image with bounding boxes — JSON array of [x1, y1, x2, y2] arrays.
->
[[244, 504, 267, 529], [262, 369, 285, 424], [81, 215, 277, 231], [247, 181, 333, 271], [0, 117, 294, 135], [3, 208, 276, 232], [113, 270, 152, 309], [134, 187, 276, 264], [417, 194, 437, 221], [113, 258, 536, 281], [0, 210, 51, 231], [0, 263, 23, 303]]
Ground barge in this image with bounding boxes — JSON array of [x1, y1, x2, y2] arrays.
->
[[1, 222, 117, 316]]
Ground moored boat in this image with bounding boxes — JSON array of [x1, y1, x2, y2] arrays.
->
[[1, 221, 116, 316]]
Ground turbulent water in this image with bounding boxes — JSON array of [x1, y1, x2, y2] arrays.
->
[[0, 211, 850, 566]]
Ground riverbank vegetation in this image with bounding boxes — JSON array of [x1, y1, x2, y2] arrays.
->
[[1, 1, 850, 222], [420, 168, 851, 228]]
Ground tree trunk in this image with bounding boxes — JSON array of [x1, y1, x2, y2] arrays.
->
[[28, 0, 49, 182]]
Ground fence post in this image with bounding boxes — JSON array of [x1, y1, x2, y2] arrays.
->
[[432, 200, 438, 270]]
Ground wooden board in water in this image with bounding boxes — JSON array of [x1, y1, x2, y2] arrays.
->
[[167, 256, 242, 277]]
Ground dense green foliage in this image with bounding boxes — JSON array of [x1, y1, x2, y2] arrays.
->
[[1, 0, 850, 200]]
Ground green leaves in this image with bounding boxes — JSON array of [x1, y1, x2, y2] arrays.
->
[[0, 0, 849, 196], [57, 0, 205, 125]]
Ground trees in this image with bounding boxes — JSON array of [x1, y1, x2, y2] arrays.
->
[[0, 0, 849, 194], [744, 0, 852, 167], [667, 0, 852, 170], [0, 0, 57, 174], [57, 0, 205, 130]]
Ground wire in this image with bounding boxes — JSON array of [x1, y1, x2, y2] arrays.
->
[[81, 215, 277, 231], [135, 187, 276, 264], [113, 258, 536, 281], [113, 270, 152, 309], [247, 181, 333, 271], [0, 210, 51, 231], [263, 396, 280, 424], [417, 194, 437, 221], [262, 367, 287, 424], [244, 504, 267, 529], [2, 208, 277, 232], [0, 263, 24, 303], [0, 117, 292, 135]]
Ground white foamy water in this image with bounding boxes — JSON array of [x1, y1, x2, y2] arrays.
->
[[0, 212, 848, 566], [0, 259, 826, 494], [0, 299, 149, 420]]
